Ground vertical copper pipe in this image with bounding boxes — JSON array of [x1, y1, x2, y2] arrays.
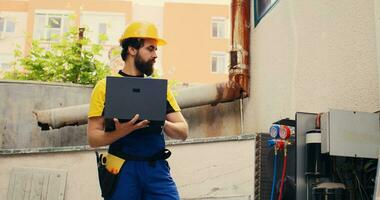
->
[[230, 0, 250, 96], [78, 27, 85, 48]]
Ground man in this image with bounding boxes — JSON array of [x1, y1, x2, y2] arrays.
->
[[87, 21, 188, 200]]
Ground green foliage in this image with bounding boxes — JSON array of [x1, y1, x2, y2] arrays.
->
[[4, 26, 110, 85]]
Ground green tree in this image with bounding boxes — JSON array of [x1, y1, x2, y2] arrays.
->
[[4, 26, 110, 85]]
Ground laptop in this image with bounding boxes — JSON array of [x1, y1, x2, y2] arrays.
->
[[104, 76, 168, 127]]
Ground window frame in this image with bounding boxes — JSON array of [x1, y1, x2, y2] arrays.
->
[[0, 16, 16, 34], [80, 11, 125, 45], [254, 0, 279, 26], [33, 10, 72, 41], [211, 51, 229, 74], [97, 22, 108, 44], [0, 53, 14, 71], [211, 17, 228, 39]]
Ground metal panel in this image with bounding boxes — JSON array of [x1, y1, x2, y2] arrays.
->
[[329, 109, 380, 159], [296, 112, 317, 200], [7, 167, 67, 200], [30, 173, 45, 200], [320, 112, 329, 153], [374, 151, 380, 199]]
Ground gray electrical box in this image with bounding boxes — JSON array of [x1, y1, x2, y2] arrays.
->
[[321, 109, 380, 159]]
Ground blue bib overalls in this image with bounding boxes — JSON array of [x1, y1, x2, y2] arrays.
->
[[105, 127, 180, 200]]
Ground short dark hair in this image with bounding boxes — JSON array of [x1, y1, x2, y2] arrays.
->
[[120, 38, 145, 61]]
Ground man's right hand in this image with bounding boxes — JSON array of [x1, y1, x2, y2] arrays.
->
[[87, 114, 150, 148], [113, 114, 150, 137]]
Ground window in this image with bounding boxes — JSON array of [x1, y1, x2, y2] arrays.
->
[[0, 17, 16, 33], [80, 12, 125, 45], [0, 54, 13, 71], [33, 12, 70, 41], [98, 23, 107, 35], [211, 52, 228, 73], [211, 17, 227, 39], [255, 0, 279, 26], [98, 23, 107, 43]]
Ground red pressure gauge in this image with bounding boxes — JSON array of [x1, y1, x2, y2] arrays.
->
[[280, 125, 291, 139]]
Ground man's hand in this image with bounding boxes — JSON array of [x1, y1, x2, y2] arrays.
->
[[113, 114, 150, 135], [87, 114, 149, 148]]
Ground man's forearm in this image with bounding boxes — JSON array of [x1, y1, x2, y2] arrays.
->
[[164, 120, 188, 140], [87, 115, 150, 148], [87, 128, 125, 148]]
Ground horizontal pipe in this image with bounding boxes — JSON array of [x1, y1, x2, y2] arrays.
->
[[177, 81, 243, 109], [34, 81, 244, 130], [33, 104, 89, 130]]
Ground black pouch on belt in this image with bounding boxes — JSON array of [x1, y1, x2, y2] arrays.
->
[[96, 151, 125, 198]]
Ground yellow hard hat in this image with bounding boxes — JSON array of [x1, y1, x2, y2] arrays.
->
[[119, 21, 166, 45]]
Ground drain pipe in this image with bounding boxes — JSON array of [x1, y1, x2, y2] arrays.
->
[[230, 0, 250, 95], [231, 0, 251, 134], [33, 0, 251, 130]]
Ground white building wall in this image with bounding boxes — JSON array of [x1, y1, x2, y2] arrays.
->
[[245, 0, 380, 133], [0, 11, 27, 72], [80, 11, 125, 46], [375, 0, 380, 108], [80, 11, 126, 66]]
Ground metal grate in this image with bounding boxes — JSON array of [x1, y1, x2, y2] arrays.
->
[[7, 167, 67, 200], [254, 133, 272, 200], [254, 133, 296, 200]]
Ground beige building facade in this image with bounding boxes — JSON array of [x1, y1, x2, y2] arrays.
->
[[0, 0, 230, 84], [163, 3, 230, 83], [0, 0, 132, 73]]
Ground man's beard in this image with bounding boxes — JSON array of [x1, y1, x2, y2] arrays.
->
[[135, 53, 154, 76]]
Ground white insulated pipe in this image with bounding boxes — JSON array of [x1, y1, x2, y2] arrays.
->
[[34, 81, 243, 129]]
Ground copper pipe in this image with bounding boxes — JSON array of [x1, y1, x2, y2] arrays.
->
[[230, 0, 250, 96], [78, 27, 85, 49]]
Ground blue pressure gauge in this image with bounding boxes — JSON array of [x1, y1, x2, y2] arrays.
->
[[269, 124, 281, 138]]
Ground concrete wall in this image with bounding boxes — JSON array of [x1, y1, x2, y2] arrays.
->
[[0, 80, 241, 150], [182, 101, 241, 138], [245, 0, 380, 133], [0, 139, 255, 200], [0, 81, 92, 149]]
